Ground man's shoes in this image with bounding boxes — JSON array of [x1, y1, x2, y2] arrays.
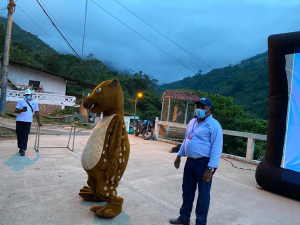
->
[[20, 150, 25, 156], [19, 149, 21, 153], [169, 217, 189, 225]]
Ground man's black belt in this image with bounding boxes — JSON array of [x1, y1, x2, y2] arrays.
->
[[187, 157, 209, 161]]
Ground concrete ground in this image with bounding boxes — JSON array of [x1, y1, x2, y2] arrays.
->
[[0, 122, 300, 225]]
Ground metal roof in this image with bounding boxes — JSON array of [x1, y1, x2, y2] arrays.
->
[[4, 59, 96, 89]]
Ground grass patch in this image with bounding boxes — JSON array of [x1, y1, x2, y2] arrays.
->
[[0, 127, 16, 139]]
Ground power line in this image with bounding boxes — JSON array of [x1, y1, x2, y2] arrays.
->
[[36, 0, 84, 61], [39, 0, 83, 57], [90, 0, 197, 74], [35, 0, 101, 81], [113, 0, 213, 70], [17, 5, 70, 54], [41, 0, 93, 56], [0, 8, 6, 15], [82, 0, 88, 54]]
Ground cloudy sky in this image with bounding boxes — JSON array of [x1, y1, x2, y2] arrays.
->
[[3, 0, 300, 84]]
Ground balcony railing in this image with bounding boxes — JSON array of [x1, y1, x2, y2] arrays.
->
[[154, 120, 267, 164], [2, 90, 76, 107]]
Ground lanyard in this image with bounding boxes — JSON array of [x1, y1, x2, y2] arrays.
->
[[190, 119, 197, 136], [187, 120, 197, 140]]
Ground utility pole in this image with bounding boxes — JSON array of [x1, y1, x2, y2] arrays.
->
[[134, 96, 137, 128], [0, 0, 16, 115]]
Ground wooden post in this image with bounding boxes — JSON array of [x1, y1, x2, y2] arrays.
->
[[0, 0, 16, 115], [167, 98, 170, 122], [161, 98, 164, 121], [184, 100, 189, 124], [166, 125, 170, 138], [134, 96, 137, 127], [246, 138, 255, 161]]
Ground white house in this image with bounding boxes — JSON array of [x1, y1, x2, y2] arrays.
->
[[91, 112, 139, 133], [0, 58, 95, 115], [124, 114, 140, 132]]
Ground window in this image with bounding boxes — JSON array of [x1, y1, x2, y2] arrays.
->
[[29, 80, 40, 88]]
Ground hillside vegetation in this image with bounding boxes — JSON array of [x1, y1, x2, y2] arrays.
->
[[0, 16, 269, 158], [0, 17, 56, 53], [157, 52, 269, 119], [0, 18, 161, 121]]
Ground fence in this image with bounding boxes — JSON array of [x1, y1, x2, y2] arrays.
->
[[2, 90, 76, 108], [154, 120, 267, 164], [161, 98, 196, 124], [34, 124, 76, 152]]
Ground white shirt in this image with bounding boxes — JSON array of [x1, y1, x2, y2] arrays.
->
[[16, 99, 39, 122]]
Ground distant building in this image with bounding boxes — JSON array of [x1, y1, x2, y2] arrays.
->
[[0, 58, 95, 115], [91, 112, 139, 133]]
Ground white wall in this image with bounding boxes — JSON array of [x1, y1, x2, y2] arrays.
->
[[124, 116, 131, 132], [6, 62, 66, 95]]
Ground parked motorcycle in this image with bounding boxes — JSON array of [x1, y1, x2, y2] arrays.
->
[[134, 120, 153, 140]]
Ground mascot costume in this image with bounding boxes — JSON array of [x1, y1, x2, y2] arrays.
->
[[78, 79, 130, 217], [256, 31, 300, 200]]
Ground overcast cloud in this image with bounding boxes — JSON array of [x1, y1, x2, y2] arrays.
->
[[4, 0, 300, 84]]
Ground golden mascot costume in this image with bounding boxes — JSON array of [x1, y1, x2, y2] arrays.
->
[[78, 79, 130, 218]]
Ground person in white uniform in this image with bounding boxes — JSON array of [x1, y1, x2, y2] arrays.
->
[[15, 89, 42, 156]]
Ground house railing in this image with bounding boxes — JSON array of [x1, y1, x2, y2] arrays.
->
[[3, 90, 76, 107], [154, 120, 267, 164]]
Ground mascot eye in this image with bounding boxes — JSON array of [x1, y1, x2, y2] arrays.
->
[[96, 87, 101, 93]]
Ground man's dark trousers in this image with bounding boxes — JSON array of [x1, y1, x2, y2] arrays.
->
[[16, 121, 31, 151], [179, 157, 213, 225]]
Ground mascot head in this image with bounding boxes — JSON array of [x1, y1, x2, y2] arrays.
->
[[83, 79, 124, 116]]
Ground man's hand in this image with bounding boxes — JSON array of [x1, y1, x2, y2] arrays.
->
[[15, 108, 26, 113], [203, 168, 212, 182], [174, 155, 181, 169], [35, 112, 42, 126]]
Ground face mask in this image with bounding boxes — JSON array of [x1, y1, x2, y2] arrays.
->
[[25, 96, 31, 100], [195, 108, 207, 119]]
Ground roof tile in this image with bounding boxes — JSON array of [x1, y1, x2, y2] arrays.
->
[[162, 90, 200, 101]]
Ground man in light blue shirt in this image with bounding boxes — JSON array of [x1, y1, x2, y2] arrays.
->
[[170, 97, 223, 225]]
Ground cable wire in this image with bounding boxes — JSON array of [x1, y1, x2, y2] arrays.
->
[[35, 0, 99, 80], [0, 8, 6, 15], [41, 0, 93, 56], [39, 0, 83, 57], [82, 0, 88, 54], [114, 0, 213, 69], [36, 0, 84, 61], [17, 5, 70, 54], [221, 157, 256, 171], [91, 0, 196, 74]]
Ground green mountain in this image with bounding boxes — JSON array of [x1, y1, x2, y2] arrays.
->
[[0, 17, 161, 121], [0, 16, 56, 53], [157, 52, 269, 119], [0, 15, 269, 121]]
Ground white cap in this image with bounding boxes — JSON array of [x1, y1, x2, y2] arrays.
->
[[24, 89, 32, 95]]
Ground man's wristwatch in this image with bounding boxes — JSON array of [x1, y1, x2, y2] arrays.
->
[[207, 166, 215, 173]]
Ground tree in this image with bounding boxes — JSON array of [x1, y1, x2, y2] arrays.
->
[[179, 89, 268, 160]]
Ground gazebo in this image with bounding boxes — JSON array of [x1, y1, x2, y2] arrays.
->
[[161, 90, 200, 124]]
